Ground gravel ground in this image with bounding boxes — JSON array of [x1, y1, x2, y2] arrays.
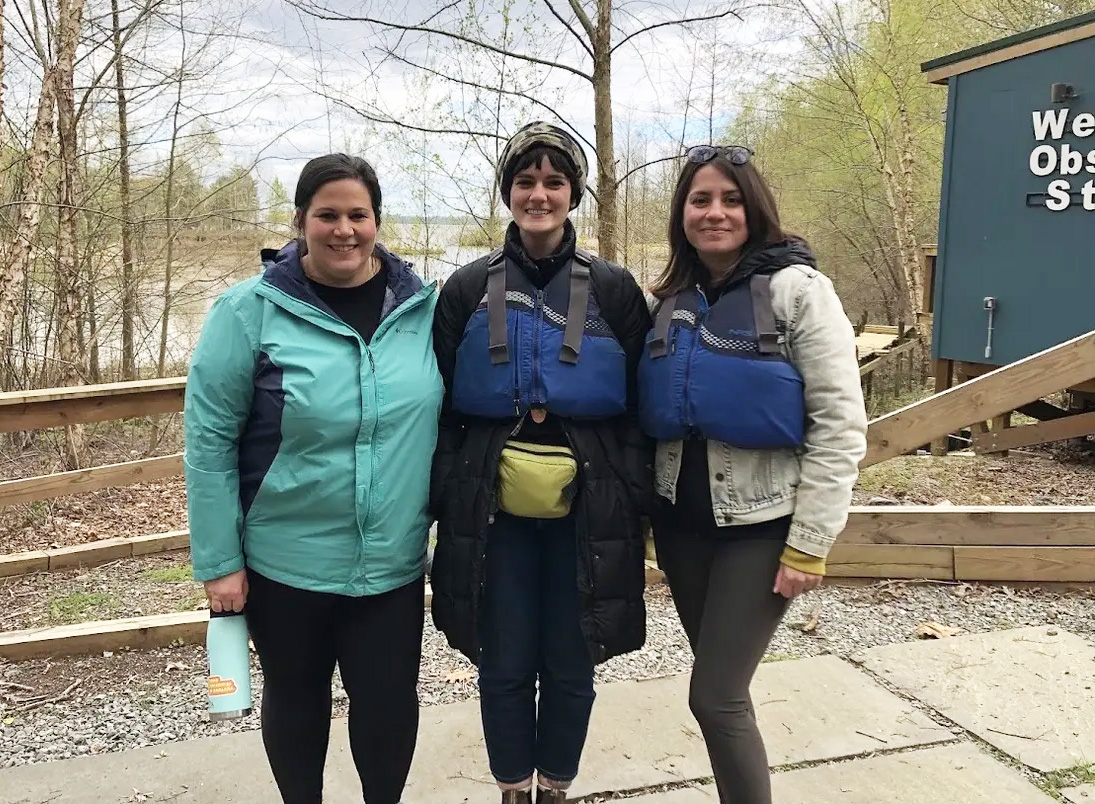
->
[[3, 580, 1095, 769]]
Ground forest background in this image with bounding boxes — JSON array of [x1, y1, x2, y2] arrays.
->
[[2, 0, 1092, 404]]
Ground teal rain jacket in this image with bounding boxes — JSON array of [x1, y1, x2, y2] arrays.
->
[[184, 240, 443, 596]]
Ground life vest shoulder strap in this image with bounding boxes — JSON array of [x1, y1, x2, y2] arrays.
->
[[487, 249, 509, 365], [648, 293, 679, 359], [485, 247, 599, 367], [749, 273, 781, 354], [560, 256, 592, 365], [650, 273, 781, 358]]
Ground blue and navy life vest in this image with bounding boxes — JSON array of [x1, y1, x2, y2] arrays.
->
[[452, 248, 627, 420], [638, 272, 806, 449]]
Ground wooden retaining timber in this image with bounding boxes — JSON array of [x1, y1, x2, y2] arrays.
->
[[0, 530, 189, 577], [0, 612, 211, 662], [838, 505, 1095, 546], [6, 507, 1095, 580], [829, 505, 1095, 580], [0, 586, 440, 662]]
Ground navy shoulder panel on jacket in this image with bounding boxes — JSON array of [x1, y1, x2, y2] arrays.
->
[[256, 239, 427, 320]]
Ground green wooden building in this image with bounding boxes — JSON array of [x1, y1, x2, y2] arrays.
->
[[923, 12, 1095, 370]]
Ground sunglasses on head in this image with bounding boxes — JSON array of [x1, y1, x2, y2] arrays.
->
[[686, 145, 753, 166]]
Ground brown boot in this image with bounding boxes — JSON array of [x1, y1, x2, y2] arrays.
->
[[501, 789, 532, 804], [535, 786, 567, 804]]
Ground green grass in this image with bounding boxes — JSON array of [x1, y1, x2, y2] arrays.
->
[[761, 652, 796, 663], [49, 592, 117, 624], [1040, 762, 1095, 793], [141, 565, 193, 583], [184, 589, 210, 610], [856, 458, 925, 496], [866, 383, 933, 418]]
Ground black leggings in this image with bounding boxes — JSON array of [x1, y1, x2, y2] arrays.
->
[[245, 569, 425, 804], [652, 518, 791, 804]]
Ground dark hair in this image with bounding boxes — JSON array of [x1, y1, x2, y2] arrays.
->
[[651, 155, 791, 298], [501, 146, 579, 208], [292, 153, 382, 230]]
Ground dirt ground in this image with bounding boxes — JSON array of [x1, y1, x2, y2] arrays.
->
[[1, 551, 201, 632], [852, 449, 1095, 506]]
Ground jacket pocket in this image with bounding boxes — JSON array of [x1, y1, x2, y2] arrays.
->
[[725, 446, 800, 511]]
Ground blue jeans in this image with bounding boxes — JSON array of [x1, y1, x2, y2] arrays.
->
[[478, 511, 596, 784]]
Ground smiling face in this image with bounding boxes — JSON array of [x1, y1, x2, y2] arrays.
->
[[682, 164, 750, 270], [298, 178, 378, 287], [509, 156, 572, 241]]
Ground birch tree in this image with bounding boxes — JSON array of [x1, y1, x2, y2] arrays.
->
[[0, 0, 87, 342]]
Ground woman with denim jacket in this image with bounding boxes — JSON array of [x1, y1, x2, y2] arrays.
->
[[637, 146, 868, 804]]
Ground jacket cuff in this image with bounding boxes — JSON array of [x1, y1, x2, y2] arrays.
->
[[786, 519, 836, 558], [780, 545, 826, 576], [193, 554, 246, 583]]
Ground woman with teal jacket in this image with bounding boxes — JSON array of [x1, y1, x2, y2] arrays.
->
[[183, 153, 442, 804]]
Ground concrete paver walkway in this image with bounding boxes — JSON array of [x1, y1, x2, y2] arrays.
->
[[2, 626, 1093, 803], [632, 744, 1057, 803], [856, 625, 1095, 772]]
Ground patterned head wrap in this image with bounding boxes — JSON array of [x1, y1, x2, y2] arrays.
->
[[498, 121, 588, 210]]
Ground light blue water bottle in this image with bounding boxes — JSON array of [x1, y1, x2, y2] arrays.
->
[[206, 609, 252, 721]]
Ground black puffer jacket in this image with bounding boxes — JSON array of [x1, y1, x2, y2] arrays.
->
[[429, 228, 653, 665]]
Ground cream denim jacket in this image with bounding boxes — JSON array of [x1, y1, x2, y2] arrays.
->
[[652, 264, 868, 559]]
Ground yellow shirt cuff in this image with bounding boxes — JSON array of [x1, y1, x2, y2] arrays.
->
[[780, 545, 826, 576]]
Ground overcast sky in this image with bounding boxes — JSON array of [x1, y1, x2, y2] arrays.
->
[[5, 0, 799, 215]]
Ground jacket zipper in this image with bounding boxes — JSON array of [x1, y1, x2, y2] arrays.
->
[[512, 308, 522, 416], [503, 444, 574, 459], [562, 425, 595, 606], [354, 287, 431, 583]]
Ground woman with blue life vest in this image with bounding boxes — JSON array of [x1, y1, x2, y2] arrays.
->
[[184, 153, 442, 804], [639, 145, 867, 804], [429, 122, 653, 804]]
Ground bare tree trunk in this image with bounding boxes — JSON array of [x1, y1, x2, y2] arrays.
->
[[158, 8, 187, 377], [112, 0, 137, 380], [87, 264, 101, 381], [896, 101, 922, 314], [592, 0, 617, 261], [0, 0, 6, 200], [56, 0, 88, 465], [0, 68, 59, 339]]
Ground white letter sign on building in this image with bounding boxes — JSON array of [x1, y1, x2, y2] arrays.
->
[[1030, 109, 1095, 210]]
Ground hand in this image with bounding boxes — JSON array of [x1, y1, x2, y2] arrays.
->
[[205, 569, 248, 613], [773, 564, 822, 600]]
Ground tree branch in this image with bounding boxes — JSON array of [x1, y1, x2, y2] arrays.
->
[[563, 0, 597, 42], [541, 0, 594, 58], [615, 153, 681, 187], [611, 7, 744, 54], [377, 45, 599, 156], [287, 0, 593, 82], [323, 92, 506, 141]]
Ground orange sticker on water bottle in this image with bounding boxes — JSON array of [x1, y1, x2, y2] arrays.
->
[[207, 675, 239, 696]]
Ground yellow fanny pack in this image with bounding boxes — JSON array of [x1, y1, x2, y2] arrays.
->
[[496, 440, 578, 519]]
